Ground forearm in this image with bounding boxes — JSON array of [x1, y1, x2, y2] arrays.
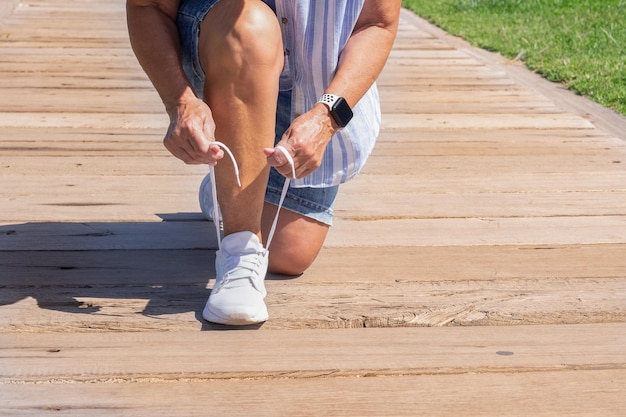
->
[[126, 1, 196, 113]]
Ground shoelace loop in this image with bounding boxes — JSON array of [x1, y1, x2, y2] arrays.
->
[[214, 252, 266, 293]]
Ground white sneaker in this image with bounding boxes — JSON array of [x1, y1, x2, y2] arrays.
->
[[199, 144, 294, 325], [199, 173, 219, 222], [202, 231, 269, 325]]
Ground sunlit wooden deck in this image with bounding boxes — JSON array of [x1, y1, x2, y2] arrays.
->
[[1, 1, 625, 415]]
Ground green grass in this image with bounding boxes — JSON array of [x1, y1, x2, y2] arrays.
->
[[402, 0, 626, 116]]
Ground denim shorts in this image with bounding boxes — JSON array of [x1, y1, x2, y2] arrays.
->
[[177, 0, 339, 226]]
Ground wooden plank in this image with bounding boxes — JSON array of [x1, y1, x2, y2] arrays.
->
[[381, 100, 562, 114], [0, 370, 624, 416], [0, 175, 203, 223], [380, 88, 556, 103], [387, 49, 472, 59], [340, 172, 626, 194], [382, 57, 482, 66], [3, 129, 623, 160], [375, 129, 626, 151], [378, 76, 517, 88], [380, 65, 504, 76], [334, 191, 626, 219], [0, 0, 20, 21], [1, 3, 625, 417], [3, 127, 623, 156], [3, 153, 622, 177], [10, 87, 579, 115], [2, 185, 625, 222], [0, 46, 136, 56], [3, 244, 625, 285], [2, 214, 625, 250], [0, 157, 204, 177], [1, 244, 624, 331], [3, 126, 622, 151], [3, 27, 124, 35], [1, 325, 624, 381], [0, 112, 167, 129], [0, 38, 131, 48], [1, 273, 624, 331], [328, 216, 626, 247], [308, 244, 626, 282], [382, 113, 595, 129], [360, 154, 625, 175], [0, 221, 217, 251], [0, 142, 170, 157], [0, 58, 142, 70], [0, 89, 163, 113], [0, 370, 626, 417], [0, 73, 154, 89], [0, 203, 200, 223]]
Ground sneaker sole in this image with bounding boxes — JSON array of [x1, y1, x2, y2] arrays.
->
[[202, 304, 268, 326]]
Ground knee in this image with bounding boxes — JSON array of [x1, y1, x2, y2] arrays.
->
[[268, 242, 321, 276], [234, 2, 282, 59], [262, 205, 329, 276], [268, 252, 314, 277], [242, 2, 282, 42], [200, 1, 282, 70]]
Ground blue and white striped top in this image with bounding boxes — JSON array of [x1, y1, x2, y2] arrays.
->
[[270, 0, 381, 188]]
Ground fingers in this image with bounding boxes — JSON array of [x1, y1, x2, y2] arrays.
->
[[264, 145, 291, 168], [164, 132, 224, 165], [265, 145, 298, 179], [205, 144, 225, 166], [274, 145, 297, 178], [163, 96, 228, 165]]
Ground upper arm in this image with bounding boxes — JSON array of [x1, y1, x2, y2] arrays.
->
[[353, 0, 401, 35], [126, 0, 181, 21]]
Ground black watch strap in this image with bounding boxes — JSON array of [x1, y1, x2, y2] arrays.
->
[[318, 94, 353, 128]]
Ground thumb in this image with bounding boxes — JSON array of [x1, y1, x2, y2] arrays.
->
[[264, 147, 287, 167], [266, 145, 296, 179]]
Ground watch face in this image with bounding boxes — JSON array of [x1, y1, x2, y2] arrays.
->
[[332, 97, 353, 128]]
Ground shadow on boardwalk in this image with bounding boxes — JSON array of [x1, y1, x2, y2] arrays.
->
[[1, 2, 625, 415], [0, 220, 297, 331]]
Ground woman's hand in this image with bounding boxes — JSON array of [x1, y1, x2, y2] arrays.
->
[[265, 103, 338, 178], [163, 97, 224, 165]]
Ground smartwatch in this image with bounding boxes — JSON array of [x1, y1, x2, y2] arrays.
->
[[317, 94, 353, 128]]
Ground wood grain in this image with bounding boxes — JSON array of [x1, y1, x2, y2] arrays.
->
[[1, 2, 625, 415]]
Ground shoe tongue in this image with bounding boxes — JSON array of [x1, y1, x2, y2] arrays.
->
[[222, 231, 263, 255]]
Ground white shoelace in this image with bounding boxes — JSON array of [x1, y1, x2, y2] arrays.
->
[[208, 142, 295, 250], [215, 250, 267, 293]]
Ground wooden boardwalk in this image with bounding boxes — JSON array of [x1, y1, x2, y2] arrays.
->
[[1, 1, 625, 415]]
